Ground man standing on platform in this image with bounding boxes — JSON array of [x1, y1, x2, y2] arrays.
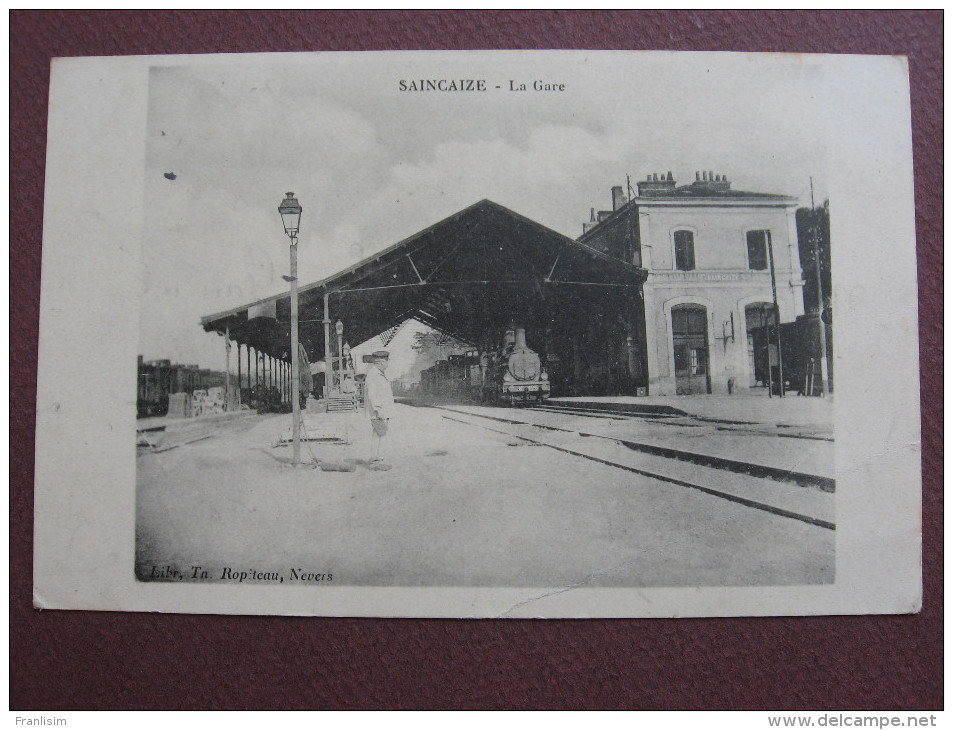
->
[[364, 350, 394, 471]]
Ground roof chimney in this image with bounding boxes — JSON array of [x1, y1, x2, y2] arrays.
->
[[690, 169, 732, 194], [636, 170, 677, 197], [582, 207, 598, 234], [611, 185, 626, 211]]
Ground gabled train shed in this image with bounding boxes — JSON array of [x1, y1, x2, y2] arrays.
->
[[200, 199, 649, 400]]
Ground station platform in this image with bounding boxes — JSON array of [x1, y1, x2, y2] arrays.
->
[[138, 393, 834, 477], [136, 407, 261, 451], [548, 392, 834, 431], [136, 399, 834, 588]]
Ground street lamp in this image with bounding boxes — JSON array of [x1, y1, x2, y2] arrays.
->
[[279, 192, 303, 465]]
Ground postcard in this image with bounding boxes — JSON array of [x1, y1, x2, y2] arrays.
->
[[33, 50, 921, 617]]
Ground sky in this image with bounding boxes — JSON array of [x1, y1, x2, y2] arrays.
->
[[139, 51, 829, 370]]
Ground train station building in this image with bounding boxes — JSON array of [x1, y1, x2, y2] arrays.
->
[[200, 199, 649, 404], [200, 172, 806, 402], [579, 171, 804, 396]]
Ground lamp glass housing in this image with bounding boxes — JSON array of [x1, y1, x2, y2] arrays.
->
[[278, 192, 302, 238]]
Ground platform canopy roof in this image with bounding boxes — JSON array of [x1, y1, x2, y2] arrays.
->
[[201, 199, 647, 362]]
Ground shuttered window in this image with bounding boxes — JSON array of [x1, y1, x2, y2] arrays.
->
[[674, 230, 695, 271], [747, 230, 770, 270]]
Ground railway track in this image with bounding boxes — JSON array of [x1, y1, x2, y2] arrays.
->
[[426, 404, 835, 531]]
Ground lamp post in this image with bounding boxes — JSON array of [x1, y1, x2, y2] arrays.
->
[[335, 319, 344, 395], [278, 192, 302, 465]]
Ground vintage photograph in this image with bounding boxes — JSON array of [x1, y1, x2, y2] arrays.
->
[[135, 52, 834, 589], [34, 50, 921, 616]]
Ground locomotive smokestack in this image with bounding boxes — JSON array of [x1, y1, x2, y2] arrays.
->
[[514, 327, 528, 350]]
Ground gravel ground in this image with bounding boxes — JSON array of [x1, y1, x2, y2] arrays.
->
[[136, 404, 834, 588]]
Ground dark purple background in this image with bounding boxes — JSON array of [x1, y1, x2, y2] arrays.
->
[[10, 11, 941, 710]]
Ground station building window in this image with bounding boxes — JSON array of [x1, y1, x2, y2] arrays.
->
[[674, 230, 696, 271], [746, 230, 770, 270]]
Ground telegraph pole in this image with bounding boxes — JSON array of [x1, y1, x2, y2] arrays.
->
[[767, 231, 784, 397], [810, 177, 830, 395]]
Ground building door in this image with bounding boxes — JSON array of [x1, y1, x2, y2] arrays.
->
[[745, 303, 775, 387], [671, 305, 710, 395]]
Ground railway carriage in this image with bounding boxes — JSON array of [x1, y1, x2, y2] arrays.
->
[[137, 357, 223, 417]]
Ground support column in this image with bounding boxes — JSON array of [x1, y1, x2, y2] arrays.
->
[[237, 343, 243, 407], [323, 291, 331, 399], [572, 334, 583, 384], [224, 326, 231, 412]]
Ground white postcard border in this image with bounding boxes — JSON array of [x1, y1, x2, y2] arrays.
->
[[33, 51, 921, 618]]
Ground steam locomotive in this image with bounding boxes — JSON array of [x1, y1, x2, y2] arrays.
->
[[418, 326, 550, 405]]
